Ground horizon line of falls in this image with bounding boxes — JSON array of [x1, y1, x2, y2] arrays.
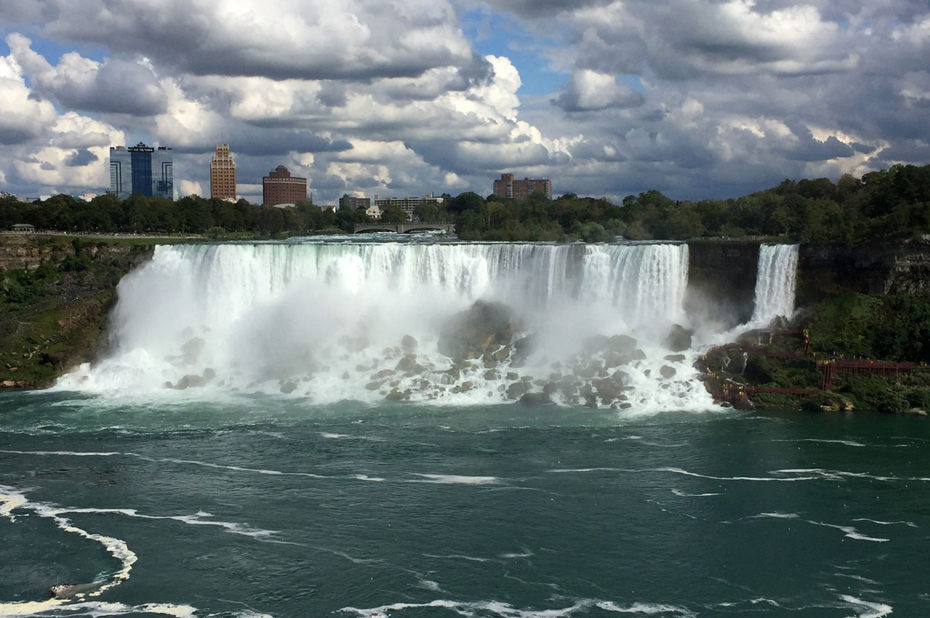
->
[[56, 241, 791, 411]]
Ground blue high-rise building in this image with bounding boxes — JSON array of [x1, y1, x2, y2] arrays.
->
[[109, 142, 173, 199]]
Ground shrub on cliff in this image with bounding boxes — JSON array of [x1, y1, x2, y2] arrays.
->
[[842, 374, 909, 414]]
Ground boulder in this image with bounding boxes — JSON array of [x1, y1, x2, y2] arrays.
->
[[664, 324, 692, 352], [608, 334, 638, 355], [438, 300, 515, 361], [395, 354, 424, 375], [400, 335, 418, 354], [506, 380, 530, 400], [518, 392, 553, 406]]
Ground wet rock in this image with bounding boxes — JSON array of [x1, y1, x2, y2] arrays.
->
[[608, 334, 638, 355], [583, 334, 609, 354], [439, 300, 515, 361], [385, 389, 410, 401], [484, 369, 498, 380], [664, 324, 692, 352], [280, 380, 297, 394], [659, 365, 677, 379], [518, 392, 553, 406], [513, 334, 536, 363], [631, 349, 647, 361], [492, 345, 511, 362], [506, 371, 519, 381], [557, 376, 579, 397], [664, 354, 686, 363], [371, 369, 396, 380], [395, 354, 424, 375], [506, 380, 530, 400], [604, 352, 631, 368], [401, 335, 418, 354], [578, 361, 602, 379], [452, 381, 475, 394], [172, 371, 213, 389], [181, 337, 205, 364]]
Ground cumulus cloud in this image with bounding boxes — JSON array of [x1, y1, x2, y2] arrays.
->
[[6, 34, 168, 115], [553, 70, 644, 111], [1, 0, 484, 81], [0, 0, 926, 203]]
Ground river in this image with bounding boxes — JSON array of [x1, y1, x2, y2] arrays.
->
[[2, 238, 920, 616], [1, 393, 925, 617]]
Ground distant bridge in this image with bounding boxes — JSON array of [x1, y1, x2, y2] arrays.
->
[[353, 222, 455, 234]]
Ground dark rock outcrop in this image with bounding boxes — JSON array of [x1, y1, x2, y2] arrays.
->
[[438, 300, 516, 361]]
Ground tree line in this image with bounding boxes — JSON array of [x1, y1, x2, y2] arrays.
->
[[449, 163, 930, 243], [2, 163, 928, 242], [0, 194, 370, 237]]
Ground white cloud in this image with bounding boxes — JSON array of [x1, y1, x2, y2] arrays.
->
[[553, 69, 644, 111], [0, 0, 926, 203]]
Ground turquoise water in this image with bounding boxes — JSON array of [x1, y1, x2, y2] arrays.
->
[[1, 391, 927, 617]]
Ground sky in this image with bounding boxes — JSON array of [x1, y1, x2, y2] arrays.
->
[[0, 0, 928, 205]]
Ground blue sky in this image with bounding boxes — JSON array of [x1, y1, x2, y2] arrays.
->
[[0, 0, 927, 203]]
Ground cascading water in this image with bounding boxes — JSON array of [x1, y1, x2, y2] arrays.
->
[[57, 240, 714, 411], [749, 244, 800, 326]]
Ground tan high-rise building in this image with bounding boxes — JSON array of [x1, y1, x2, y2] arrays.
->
[[210, 144, 237, 201]]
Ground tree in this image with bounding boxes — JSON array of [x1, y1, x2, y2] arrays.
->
[[380, 204, 407, 223]]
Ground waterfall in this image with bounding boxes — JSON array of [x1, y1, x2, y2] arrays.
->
[[57, 240, 714, 411], [749, 244, 799, 326]]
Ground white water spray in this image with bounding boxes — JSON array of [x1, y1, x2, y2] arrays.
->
[[57, 241, 717, 411]]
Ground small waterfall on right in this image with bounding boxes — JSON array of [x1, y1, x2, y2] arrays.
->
[[749, 244, 799, 326]]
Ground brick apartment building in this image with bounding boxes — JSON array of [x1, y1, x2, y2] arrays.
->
[[492, 173, 552, 200], [262, 165, 307, 206]]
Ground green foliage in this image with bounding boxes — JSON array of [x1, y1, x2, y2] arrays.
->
[[809, 293, 883, 358], [807, 293, 930, 363], [871, 295, 930, 363], [3, 163, 928, 243], [842, 374, 909, 413], [753, 392, 800, 411], [907, 387, 930, 409]]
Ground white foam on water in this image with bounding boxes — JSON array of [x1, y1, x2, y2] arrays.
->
[[839, 595, 893, 618], [750, 512, 890, 543], [411, 473, 500, 485], [0, 485, 137, 610], [671, 489, 722, 497], [339, 598, 696, 617], [0, 601, 199, 617], [852, 518, 918, 528]]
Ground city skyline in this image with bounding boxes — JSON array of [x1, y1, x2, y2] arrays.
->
[[0, 1, 928, 205]]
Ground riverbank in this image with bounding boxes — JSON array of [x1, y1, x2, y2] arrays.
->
[[0, 235, 155, 387]]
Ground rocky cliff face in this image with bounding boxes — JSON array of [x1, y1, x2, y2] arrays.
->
[[686, 240, 759, 327], [0, 235, 154, 388], [797, 236, 930, 304], [0, 235, 149, 272]]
